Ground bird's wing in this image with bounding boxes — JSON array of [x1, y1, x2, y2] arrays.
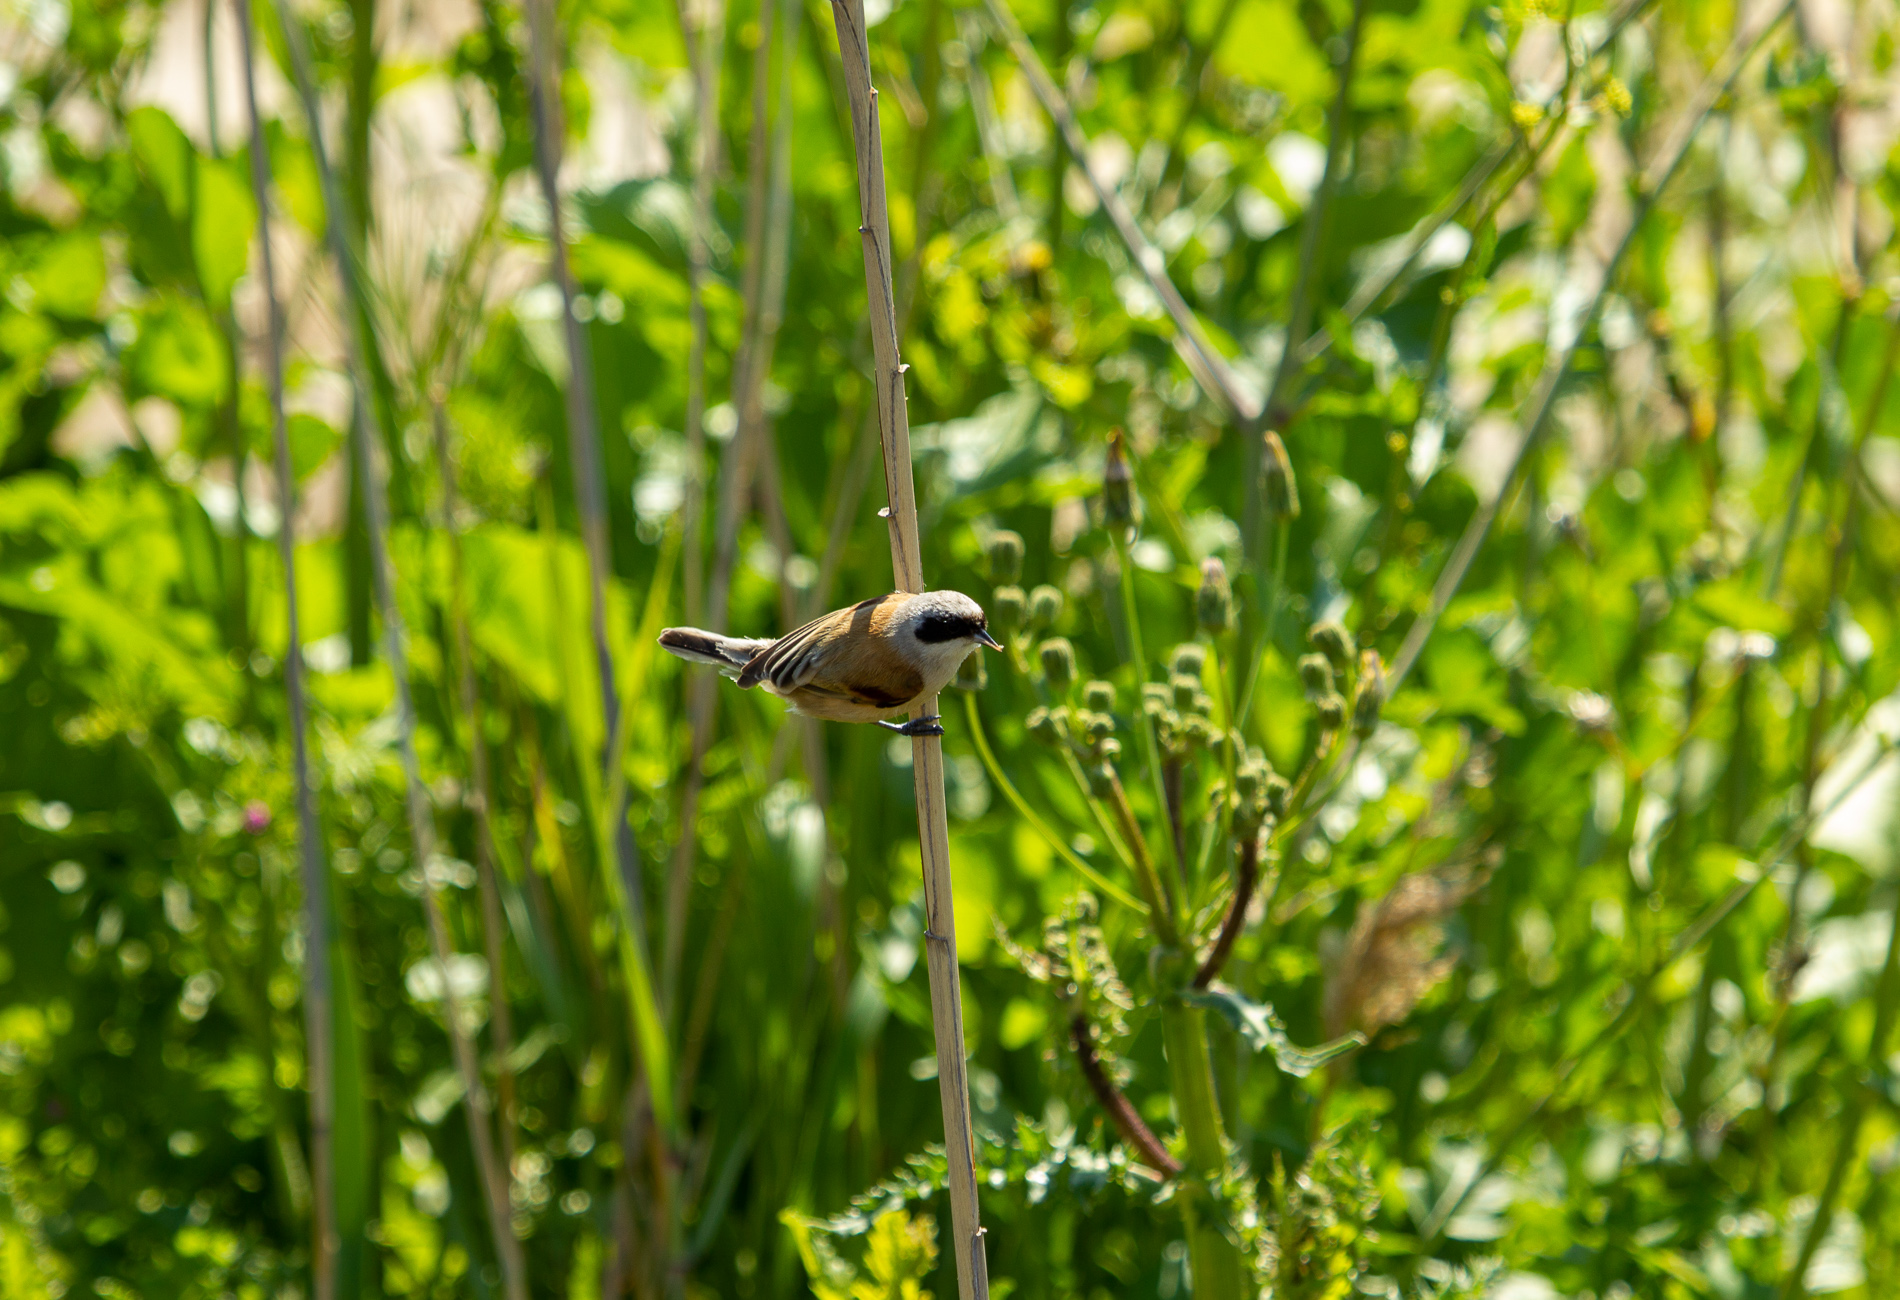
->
[[739, 595, 889, 692], [741, 596, 923, 708]]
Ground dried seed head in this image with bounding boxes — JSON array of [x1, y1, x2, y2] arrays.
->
[[1197, 557, 1232, 635], [1322, 866, 1487, 1039], [1298, 654, 1335, 695], [1103, 429, 1138, 535], [1310, 621, 1355, 674], [988, 530, 1025, 583], [1352, 650, 1386, 737], [956, 647, 988, 691], [1170, 644, 1206, 678], [1262, 429, 1300, 520], [1028, 584, 1065, 631], [1083, 680, 1117, 712], [1040, 637, 1077, 692], [991, 585, 1026, 639], [1316, 692, 1347, 731]]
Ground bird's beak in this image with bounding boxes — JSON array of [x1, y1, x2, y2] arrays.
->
[[976, 629, 1004, 651]]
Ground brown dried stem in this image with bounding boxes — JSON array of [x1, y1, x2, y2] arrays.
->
[[827, 1, 988, 1292]]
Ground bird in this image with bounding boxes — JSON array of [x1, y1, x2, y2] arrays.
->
[[658, 590, 1002, 736]]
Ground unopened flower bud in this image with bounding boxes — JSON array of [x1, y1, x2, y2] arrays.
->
[[1234, 764, 1262, 802], [1183, 715, 1219, 747], [1170, 674, 1200, 711], [1142, 683, 1170, 718], [1088, 762, 1118, 798], [1310, 621, 1355, 674], [1084, 680, 1116, 712], [1026, 706, 1061, 746], [1316, 692, 1347, 731], [1097, 737, 1121, 761], [991, 585, 1025, 639], [1103, 429, 1138, 536], [1262, 429, 1300, 520], [956, 648, 988, 691], [1028, 584, 1065, 631], [1040, 637, 1076, 692], [1298, 654, 1334, 695], [1084, 711, 1115, 742], [988, 530, 1025, 583], [1170, 644, 1206, 678], [1197, 557, 1232, 635], [1264, 773, 1290, 819], [1353, 650, 1386, 736]]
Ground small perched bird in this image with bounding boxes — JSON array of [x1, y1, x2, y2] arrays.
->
[[659, 590, 1001, 736]]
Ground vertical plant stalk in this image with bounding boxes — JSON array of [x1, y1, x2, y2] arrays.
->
[[433, 400, 523, 1203], [827, 2, 987, 1294], [232, 4, 330, 1293], [1386, 0, 1796, 693], [676, 0, 725, 631], [269, 10, 525, 1296], [519, 0, 648, 933]]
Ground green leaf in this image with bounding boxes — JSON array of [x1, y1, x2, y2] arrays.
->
[[26, 233, 107, 320], [126, 106, 192, 219], [1179, 986, 1363, 1077], [192, 159, 257, 306], [126, 299, 227, 407]]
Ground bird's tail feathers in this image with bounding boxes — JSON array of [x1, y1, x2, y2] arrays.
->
[[658, 627, 772, 679]]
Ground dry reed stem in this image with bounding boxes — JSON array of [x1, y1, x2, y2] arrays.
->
[[828, 2, 988, 1294], [520, 0, 645, 941], [270, 11, 526, 1295], [981, 0, 1258, 427], [231, 3, 332, 1292]]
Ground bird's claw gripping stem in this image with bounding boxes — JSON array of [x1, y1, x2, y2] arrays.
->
[[880, 715, 945, 737]]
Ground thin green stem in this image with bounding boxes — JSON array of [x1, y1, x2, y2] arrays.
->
[[962, 693, 1147, 914], [1114, 533, 1181, 919]]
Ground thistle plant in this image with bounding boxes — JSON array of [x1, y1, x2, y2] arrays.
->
[[957, 434, 1445, 1298]]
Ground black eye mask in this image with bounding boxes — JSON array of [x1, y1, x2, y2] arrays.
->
[[915, 613, 982, 644]]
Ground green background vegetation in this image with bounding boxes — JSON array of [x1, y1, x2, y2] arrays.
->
[[1, 0, 1899, 1295]]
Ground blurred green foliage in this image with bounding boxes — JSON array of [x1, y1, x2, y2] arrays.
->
[[2, 0, 1900, 1296]]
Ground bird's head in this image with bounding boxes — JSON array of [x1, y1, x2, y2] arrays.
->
[[898, 590, 1003, 675]]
